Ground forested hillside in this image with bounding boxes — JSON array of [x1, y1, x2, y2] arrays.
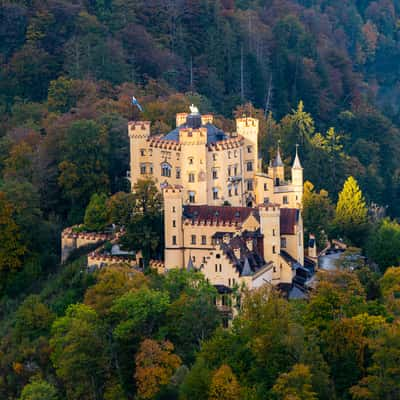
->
[[1, 1, 400, 399]]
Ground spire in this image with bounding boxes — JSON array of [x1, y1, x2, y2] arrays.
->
[[272, 141, 284, 167], [241, 257, 252, 276], [187, 255, 195, 272], [292, 144, 302, 169]]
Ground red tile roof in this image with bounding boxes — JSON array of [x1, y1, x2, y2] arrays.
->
[[280, 208, 299, 235], [183, 205, 256, 225]]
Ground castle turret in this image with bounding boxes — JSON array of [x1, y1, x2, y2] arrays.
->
[[163, 185, 184, 270], [271, 143, 285, 185], [291, 145, 303, 206]]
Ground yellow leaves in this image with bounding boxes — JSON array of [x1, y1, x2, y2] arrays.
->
[[209, 364, 241, 400], [135, 339, 181, 399], [12, 362, 23, 375], [272, 364, 317, 400]]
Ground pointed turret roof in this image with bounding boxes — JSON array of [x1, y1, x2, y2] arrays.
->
[[292, 144, 302, 169], [187, 256, 195, 272], [241, 257, 252, 277], [272, 142, 284, 167]]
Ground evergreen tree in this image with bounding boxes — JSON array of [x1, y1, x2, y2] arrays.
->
[[334, 176, 369, 245], [83, 193, 109, 232]]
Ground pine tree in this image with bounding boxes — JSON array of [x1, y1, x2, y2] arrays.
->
[[334, 176, 369, 245]]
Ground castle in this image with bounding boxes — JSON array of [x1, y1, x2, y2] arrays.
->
[[129, 107, 311, 292], [129, 106, 303, 208]]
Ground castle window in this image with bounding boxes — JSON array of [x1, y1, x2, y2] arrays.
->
[[219, 264, 222, 272], [213, 188, 219, 200], [283, 196, 288, 204], [191, 235, 196, 245], [234, 165, 238, 175], [273, 266, 276, 273], [232, 278, 235, 285], [228, 166, 231, 176], [188, 173, 195, 183], [228, 185, 232, 197], [228, 151, 231, 159], [140, 149, 145, 156], [264, 197, 269, 204], [149, 149, 153, 156], [172, 220, 176, 227], [213, 153, 217, 161], [216, 254, 221, 259], [228, 278, 231, 286], [172, 236, 177, 245], [273, 229, 276, 236], [234, 150, 238, 157], [140, 163, 146, 174], [246, 161, 253, 171], [272, 245, 276, 254], [189, 191, 195, 203], [176, 168, 181, 179], [193, 256, 196, 262], [247, 180, 253, 191], [264, 183, 268, 191], [203, 256, 206, 263], [212, 169, 218, 179], [281, 237, 287, 248], [172, 206, 176, 213], [234, 184, 239, 196], [189, 157, 194, 165], [201, 235, 207, 245], [215, 264, 218, 272], [161, 162, 172, 177], [176, 153, 180, 160], [149, 163, 153, 174], [247, 146, 252, 153]]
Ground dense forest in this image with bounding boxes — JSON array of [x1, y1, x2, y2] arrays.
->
[[1, 0, 400, 399]]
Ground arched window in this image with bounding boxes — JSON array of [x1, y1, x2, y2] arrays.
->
[[161, 162, 171, 177]]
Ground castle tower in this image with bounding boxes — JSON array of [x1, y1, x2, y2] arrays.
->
[[259, 204, 281, 281], [163, 186, 184, 270], [128, 121, 151, 190], [236, 117, 259, 205], [178, 110, 208, 205], [291, 145, 303, 206]]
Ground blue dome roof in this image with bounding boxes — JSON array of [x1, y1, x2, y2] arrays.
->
[[161, 122, 228, 144]]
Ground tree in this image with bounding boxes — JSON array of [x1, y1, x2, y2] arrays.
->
[[83, 193, 109, 231], [121, 178, 164, 263], [208, 364, 241, 400], [379, 267, 400, 318], [134, 339, 181, 399], [47, 76, 82, 113], [0, 192, 26, 285], [334, 176, 369, 245], [350, 323, 400, 400], [84, 266, 148, 317], [272, 364, 317, 400], [107, 191, 135, 226], [19, 379, 58, 400], [180, 357, 212, 400], [302, 181, 334, 248], [132, 178, 163, 214], [13, 295, 54, 342], [58, 120, 109, 222], [166, 290, 220, 363], [112, 288, 170, 341], [366, 219, 400, 272], [50, 304, 108, 400]]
